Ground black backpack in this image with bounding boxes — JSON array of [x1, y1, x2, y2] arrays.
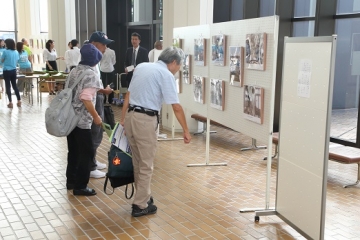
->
[[104, 145, 134, 199]]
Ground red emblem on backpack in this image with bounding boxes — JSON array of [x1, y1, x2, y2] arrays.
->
[[113, 156, 121, 165]]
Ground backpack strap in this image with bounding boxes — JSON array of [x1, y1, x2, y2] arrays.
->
[[103, 176, 115, 195], [65, 68, 92, 89], [125, 183, 134, 199]]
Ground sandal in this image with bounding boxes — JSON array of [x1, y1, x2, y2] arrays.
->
[[7, 103, 13, 108], [17, 101, 21, 107]]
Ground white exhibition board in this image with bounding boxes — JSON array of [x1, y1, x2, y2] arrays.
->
[[276, 36, 336, 240], [173, 15, 279, 145]]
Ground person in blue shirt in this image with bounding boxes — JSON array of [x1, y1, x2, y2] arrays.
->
[[16, 41, 32, 92], [0, 39, 5, 93], [0, 39, 21, 108]]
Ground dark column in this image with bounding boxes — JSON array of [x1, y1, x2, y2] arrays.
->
[[273, 0, 294, 132]]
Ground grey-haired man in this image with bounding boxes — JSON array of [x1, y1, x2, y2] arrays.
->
[[121, 47, 191, 217]]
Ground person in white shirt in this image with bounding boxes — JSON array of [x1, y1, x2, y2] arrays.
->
[[100, 46, 116, 103], [148, 40, 163, 62], [64, 39, 81, 72], [43, 39, 64, 95]]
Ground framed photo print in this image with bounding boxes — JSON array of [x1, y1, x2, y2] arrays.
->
[[229, 46, 244, 87], [211, 34, 225, 66], [210, 78, 225, 111], [193, 75, 205, 104], [182, 54, 191, 84], [245, 33, 267, 70], [244, 85, 264, 124], [173, 38, 182, 48], [194, 38, 206, 66]]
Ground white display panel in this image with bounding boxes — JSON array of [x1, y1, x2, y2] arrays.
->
[[174, 15, 279, 145], [276, 36, 336, 240]]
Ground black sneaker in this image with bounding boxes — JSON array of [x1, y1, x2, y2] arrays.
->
[[132, 204, 157, 217], [148, 196, 154, 205]]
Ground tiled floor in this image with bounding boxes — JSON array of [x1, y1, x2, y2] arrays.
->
[[1, 91, 360, 240]]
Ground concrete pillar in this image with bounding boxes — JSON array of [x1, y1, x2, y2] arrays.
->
[[48, 0, 76, 71]]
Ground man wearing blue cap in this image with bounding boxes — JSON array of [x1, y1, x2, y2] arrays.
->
[[87, 31, 115, 179], [66, 44, 103, 196]]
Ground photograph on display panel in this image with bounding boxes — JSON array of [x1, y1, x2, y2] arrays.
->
[[210, 78, 225, 111], [193, 75, 205, 104], [182, 54, 191, 84], [194, 38, 206, 66], [229, 46, 244, 87], [211, 34, 225, 66], [243, 85, 264, 124], [245, 33, 267, 70], [173, 38, 182, 48]]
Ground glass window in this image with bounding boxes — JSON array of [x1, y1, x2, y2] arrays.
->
[[132, 0, 152, 22], [292, 21, 315, 37], [337, 0, 360, 14], [294, 0, 317, 17], [155, 0, 163, 20], [0, 0, 15, 31], [231, 0, 244, 20], [0, 32, 16, 41], [259, 0, 275, 17], [39, 0, 48, 33], [330, 18, 360, 143]]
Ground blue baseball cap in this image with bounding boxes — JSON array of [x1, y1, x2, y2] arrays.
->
[[79, 44, 102, 66], [88, 31, 114, 45]]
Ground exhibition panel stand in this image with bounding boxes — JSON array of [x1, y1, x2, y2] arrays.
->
[[255, 35, 337, 240]]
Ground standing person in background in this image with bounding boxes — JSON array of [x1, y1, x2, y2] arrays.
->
[[0, 39, 21, 108], [100, 44, 116, 103], [16, 42, 32, 92], [43, 39, 64, 95], [64, 39, 81, 72], [124, 32, 149, 87], [0, 39, 6, 93], [64, 41, 72, 73], [120, 47, 191, 217], [148, 40, 163, 62], [21, 38, 33, 70], [87, 31, 114, 178]]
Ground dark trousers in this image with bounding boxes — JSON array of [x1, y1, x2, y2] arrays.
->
[[3, 70, 20, 102], [46, 61, 58, 71], [90, 93, 104, 171], [66, 127, 94, 189], [100, 71, 114, 103]]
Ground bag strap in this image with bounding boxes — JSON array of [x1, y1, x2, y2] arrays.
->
[[125, 183, 134, 199], [65, 68, 91, 89], [103, 176, 115, 195]]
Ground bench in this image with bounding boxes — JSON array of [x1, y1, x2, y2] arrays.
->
[[265, 132, 360, 188], [191, 114, 227, 135], [328, 144, 360, 188]]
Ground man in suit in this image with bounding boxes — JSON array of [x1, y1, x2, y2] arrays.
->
[[124, 32, 149, 87]]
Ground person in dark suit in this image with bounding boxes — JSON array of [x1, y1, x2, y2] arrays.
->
[[124, 32, 149, 87]]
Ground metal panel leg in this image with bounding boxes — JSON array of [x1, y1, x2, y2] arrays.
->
[[263, 144, 278, 160], [193, 123, 216, 135], [241, 138, 267, 151]]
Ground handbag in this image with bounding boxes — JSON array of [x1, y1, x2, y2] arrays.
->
[[104, 145, 134, 199], [103, 95, 116, 129]]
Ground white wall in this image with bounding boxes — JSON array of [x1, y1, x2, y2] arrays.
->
[[162, 0, 213, 132], [16, 0, 76, 71]]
